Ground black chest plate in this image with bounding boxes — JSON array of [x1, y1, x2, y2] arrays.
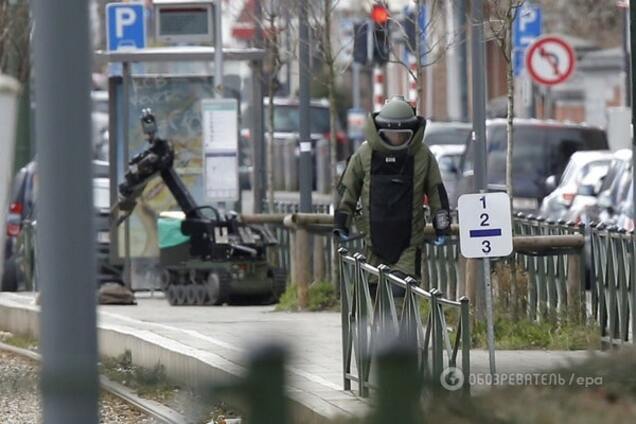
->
[[369, 151, 414, 264]]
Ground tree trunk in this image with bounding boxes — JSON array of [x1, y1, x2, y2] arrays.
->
[[415, 0, 425, 114], [505, 14, 515, 202], [323, 0, 340, 289], [504, 9, 517, 319], [267, 93, 275, 212], [266, 11, 279, 213]]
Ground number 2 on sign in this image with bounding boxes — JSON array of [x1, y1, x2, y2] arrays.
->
[[480, 197, 490, 253]]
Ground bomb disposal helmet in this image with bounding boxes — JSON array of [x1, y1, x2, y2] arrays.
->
[[374, 96, 422, 150]]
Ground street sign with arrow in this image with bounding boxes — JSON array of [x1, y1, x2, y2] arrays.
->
[[525, 35, 576, 86]]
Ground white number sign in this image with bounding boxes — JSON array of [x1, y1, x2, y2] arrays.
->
[[458, 192, 513, 258]]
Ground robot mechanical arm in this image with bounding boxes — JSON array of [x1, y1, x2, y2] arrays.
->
[[113, 109, 269, 260]]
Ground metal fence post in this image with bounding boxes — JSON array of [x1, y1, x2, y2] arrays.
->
[[460, 296, 471, 395], [245, 345, 289, 424], [430, 289, 443, 387], [354, 253, 370, 397], [338, 248, 352, 391], [294, 227, 310, 308], [371, 343, 422, 424], [631, 232, 636, 344], [617, 229, 630, 342]]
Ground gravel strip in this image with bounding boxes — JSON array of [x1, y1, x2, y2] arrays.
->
[[0, 350, 160, 424]]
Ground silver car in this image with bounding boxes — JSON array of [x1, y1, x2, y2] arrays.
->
[[580, 149, 632, 226], [539, 151, 613, 222], [429, 144, 465, 208]]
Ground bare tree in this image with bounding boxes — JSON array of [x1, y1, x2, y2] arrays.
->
[[305, 0, 354, 199], [389, 0, 450, 115], [486, 0, 524, 201], [486, 0, 524, 319], [261, 1, 288, 212], [538, 0, 621, 48], [0, 0, 31, 84], [243, 0, 298, 212]]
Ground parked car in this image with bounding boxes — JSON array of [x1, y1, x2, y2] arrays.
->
[[239, 97, 347, 190], [2, 162, 37, 291], [579, 149, 632, 225], [615, 179, 634, 231], [540, 151, 612, 222], [455, 119, 609, 212], [429, 144, 465, 208], [423, 121, 472, 146], [1, 160, 121, 291], [91, 90, 109, 114]]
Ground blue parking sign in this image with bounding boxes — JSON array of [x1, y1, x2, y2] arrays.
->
[[513, 4, 542, 76], [106, 3, 146, 52]]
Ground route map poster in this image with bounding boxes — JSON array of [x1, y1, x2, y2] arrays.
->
[[117, 76, 214, 257]]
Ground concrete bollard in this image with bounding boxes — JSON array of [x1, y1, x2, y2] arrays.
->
[[0, 75, 20, 278]]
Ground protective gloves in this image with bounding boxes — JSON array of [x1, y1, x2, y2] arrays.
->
[[432, 209, 451, 247], [333, 209, 351, 243]]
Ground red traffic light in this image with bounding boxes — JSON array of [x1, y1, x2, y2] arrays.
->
[[371, 4, 390, 25]]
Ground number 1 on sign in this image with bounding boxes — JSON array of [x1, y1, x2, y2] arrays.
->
[[480, 196, 486, 208]]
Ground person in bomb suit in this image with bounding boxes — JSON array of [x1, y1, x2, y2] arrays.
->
[[333, 96, 451, 279]]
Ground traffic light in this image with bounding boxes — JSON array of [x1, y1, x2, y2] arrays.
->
[[353, 22, 368, 64], [371, 3, 390, 65]]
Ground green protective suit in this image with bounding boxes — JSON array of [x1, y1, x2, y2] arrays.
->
[[336, 113, 447, 276]]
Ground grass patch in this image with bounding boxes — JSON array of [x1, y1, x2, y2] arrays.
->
[[275, 281, 339, 311], [100, 350, 177, 401], [471, 311, 601, 350], [275, 283, 298, 311], [424, 348, 636, 423], [332, 347, 636, 423], [0, 331, 38, 350]]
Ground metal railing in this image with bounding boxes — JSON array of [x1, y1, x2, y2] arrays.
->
[[421, 237, 461, 300], [338, 248, 471, 397], [512, 214, 586, 322], [589, 224, 635, 346], [263, 200, 333, 280]]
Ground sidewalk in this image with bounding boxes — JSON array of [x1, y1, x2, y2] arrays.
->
[[0, 292, 597, 421]]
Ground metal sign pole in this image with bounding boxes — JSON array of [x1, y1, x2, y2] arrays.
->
[[214, 0, 223, 98], [352, 62, 361, 109], [483, 255, 497, 375], [298, 0, 312, 213], [470, 0, 496, 377], [33, 0, 99, 421], [630, 2, 636, 277], [122, 62, 133, 289]]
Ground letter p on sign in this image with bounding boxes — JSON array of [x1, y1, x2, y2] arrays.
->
[[106, 3, 146, 52], [115, 7, 137, 38]]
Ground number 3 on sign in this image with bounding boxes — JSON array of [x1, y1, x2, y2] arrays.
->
[[482, 240, 491, 253]]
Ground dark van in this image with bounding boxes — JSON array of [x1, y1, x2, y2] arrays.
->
[[456, 119, 608, 211]]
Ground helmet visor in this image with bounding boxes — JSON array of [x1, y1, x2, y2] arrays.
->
[[379, 129, 414, 148]]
